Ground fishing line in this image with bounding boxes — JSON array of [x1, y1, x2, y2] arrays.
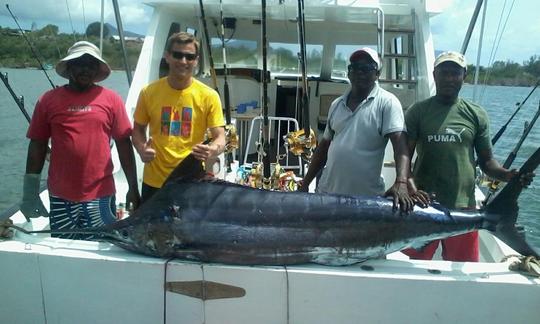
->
[[65, 0, 78, 42], [479, 0, 515, 103], [284, 265, 290, 324], [5, 4, 56, 89], [200, 263, 207, 324], [162, 257, 174, 324], [491, 80, 540, 146]]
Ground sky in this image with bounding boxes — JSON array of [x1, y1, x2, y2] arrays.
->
[[0, 0, 538, 67]]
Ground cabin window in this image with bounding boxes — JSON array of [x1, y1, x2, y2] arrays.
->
[[268, 42, 322, 76], [210, 38, 258, 68]]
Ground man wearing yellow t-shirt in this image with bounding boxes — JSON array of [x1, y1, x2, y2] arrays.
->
[[133, 32, 225, 202]]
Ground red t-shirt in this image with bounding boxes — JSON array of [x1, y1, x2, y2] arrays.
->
[[27, 85, 132, 202]]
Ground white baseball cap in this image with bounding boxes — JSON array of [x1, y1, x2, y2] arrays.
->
[[434, 51, 467, 71], [349, 47, 381, 70]]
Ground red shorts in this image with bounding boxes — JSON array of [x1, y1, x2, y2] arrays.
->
[[402, 231, 479, 262]]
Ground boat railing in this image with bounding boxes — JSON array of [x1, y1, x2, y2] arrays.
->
[[241, 116, 303, 175]]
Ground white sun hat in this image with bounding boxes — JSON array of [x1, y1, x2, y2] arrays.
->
[[55, 41, 111, 82]]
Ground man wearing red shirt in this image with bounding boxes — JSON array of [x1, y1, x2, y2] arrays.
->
[[21, 41, 140, 240]]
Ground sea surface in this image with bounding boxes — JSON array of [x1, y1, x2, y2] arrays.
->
[[0, 68, 539, 248]]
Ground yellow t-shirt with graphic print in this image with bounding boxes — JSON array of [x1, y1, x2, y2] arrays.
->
[[134, 77, 224, 188]]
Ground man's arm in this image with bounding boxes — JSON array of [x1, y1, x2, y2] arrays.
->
[[405, 137, 430, 207], [132, 122, 156, 163], [192, 126, 226, 162], [26, 139, 48, 174], [298, 137, 331, 192], [385, 131, 413, 212], [115, 137, 141, 210], [477, 148, 535, 186]]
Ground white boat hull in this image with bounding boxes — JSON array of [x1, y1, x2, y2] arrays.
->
[[2, 212, 539, 324]]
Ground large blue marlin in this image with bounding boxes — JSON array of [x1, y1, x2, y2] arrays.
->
[[12, 148, 540, 265], [96, 147, 540, 266]]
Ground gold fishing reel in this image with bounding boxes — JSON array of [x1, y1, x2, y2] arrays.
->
[[205, 123, 239, 153], [283, 128, 317, 160], [238, 162, 299, 191], [224, 124, 239, 153]]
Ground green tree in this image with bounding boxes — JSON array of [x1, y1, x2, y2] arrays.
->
[[523, 55, 540, 78]]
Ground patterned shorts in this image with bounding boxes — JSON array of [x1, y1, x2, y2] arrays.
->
[[49, 195, 117, 241]]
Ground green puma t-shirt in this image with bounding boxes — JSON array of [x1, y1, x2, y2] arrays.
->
[[405, 97, 492, 208]]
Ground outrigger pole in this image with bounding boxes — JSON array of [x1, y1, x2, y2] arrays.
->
[[199, 0, 219, 92], [491, 80, 540, 146], [111, 0, 132, 85], [218, 0, 233, 171], [485, 100, 540, 204], [5, 4, 56, 89], [261, 0, 271, 182]]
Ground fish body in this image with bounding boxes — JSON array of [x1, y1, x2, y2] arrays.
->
[[102, 148, 540, 266], [109, 179, 487, 265]]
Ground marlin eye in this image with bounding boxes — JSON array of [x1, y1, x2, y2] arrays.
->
[[121, 230, 129, 238]]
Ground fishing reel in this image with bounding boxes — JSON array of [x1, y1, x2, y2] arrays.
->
[[224, 124, 239, 153], [237, 162, 299, 191], [283, 128, 317, 161], [205, 123, 239, 153]]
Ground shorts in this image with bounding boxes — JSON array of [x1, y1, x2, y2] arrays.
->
[[49, 195, 117, 241], [402, 231, 479, 262]]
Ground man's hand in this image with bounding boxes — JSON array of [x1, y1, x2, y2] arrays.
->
[[20, 174, 49, 222], [125, 188, 141, 212], [297, 179, 309, 192], [407, 178, 431, 208], [192, 142, 220, 161], [384, 180, 414, 213], [506, 169, 535, 187], [136, 137, 156, 163]]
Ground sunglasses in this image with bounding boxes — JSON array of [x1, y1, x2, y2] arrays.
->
[[170, 51, 198, 61], [348, 62, 378, 73]]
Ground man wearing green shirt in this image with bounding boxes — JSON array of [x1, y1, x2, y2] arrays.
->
[[403, 51, 534, 261]]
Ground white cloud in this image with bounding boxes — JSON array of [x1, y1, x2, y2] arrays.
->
[[431, 0, 540, 66], [0, 0, 151, 35]]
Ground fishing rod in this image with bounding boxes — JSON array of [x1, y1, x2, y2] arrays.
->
[[484, 100, 540, 204], [282, 0, 316, 171], [199, 0, 219, 92], [218, 0, 233, 172], [0, 72, 31, 123], [5, 4, 56, 89], [491, 80, 540, 146], [261, 0, 271, 183], [297, 0, 310, 133]]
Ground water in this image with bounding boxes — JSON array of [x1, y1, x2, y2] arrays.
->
[[0, 68, 539, 248]]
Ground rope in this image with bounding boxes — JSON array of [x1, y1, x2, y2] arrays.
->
[[0, 219, 14, 239], [501, 254, 540, 277], [284, 265, 290, 324], [162, 257, 175, 324]]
